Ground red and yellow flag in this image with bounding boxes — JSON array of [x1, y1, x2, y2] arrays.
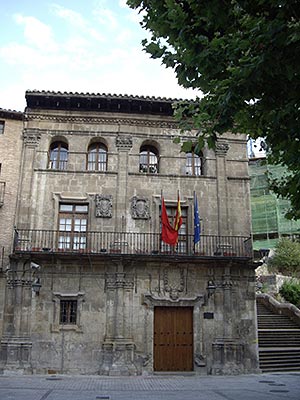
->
[[174, 193, 183, 232], [161, 194, 182, 246]]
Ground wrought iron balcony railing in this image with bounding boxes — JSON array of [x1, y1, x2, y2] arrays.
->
[[13, 229, 253, 259]]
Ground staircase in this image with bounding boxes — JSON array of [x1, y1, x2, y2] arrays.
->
[[257, 299, 300, 372]]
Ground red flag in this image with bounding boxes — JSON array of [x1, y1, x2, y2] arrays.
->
[[161, 196, 179, 246], [174, 193, 183, 232]]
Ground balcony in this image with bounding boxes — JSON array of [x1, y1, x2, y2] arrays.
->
[[13, 229, 253, 260]]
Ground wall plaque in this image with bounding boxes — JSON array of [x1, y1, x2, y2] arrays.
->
[[131, 196, 150, 220], [95, 194, 112, 218]]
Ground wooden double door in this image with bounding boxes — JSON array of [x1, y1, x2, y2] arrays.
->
[[154, 307, 193, 371]]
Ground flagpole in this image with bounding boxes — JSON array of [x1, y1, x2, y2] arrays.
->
[[160, 189, 163, 251], [177, 189, 179, 250], [193, 191, 196, 253]]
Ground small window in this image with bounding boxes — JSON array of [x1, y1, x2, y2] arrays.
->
[[48, 141, 68, 170], [139, 145, 159, 173], [0, 121, 4, 135], [60, 299, 77, 324], [87, 143, 107, 171], [186, 151, 203, 176]]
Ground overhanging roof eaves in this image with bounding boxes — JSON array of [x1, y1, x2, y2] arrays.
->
[[25, 90, 195, 116], [0, 108, 24, 120]]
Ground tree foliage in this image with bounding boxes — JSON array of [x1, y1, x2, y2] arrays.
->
[[268, 238, 300, 277], [127, 0, 300, 218], [279, 280, 300, 308]]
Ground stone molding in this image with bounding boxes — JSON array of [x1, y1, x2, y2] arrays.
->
[[25, 114, 178, 129], [23, 129, 41, 146], [105, 273, 134, 290], [142, 294, 205, 308], [130, 196, 150, 220], [215, 142, 229, 156], [95, 194, 112, 218], [51, 291, 85, 333], [5, 263, 38, 288], [116, 135, 133, 150]]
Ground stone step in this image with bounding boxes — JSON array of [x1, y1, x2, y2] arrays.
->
[[258, 322, 298, 327], [261, 365, 300, 372], [256, 299, 300, 372], [259, 352, 300, 362], [259, 343, 300, 347]]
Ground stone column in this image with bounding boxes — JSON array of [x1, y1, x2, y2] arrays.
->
[[16, 129, 41, 227], [100, 262, 137, 375], [114, 135, 132, 231], [215, 141, 230, 236], [0, 260, 37, 373], [211, 266, 246, 374]]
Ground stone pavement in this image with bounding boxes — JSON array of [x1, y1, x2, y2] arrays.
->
[[0, 372, 299, 400]]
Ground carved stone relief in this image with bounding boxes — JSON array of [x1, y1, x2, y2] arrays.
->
[[105, 273, 134, 290], [95, 194, 112, 218], [163, 268, 185, 300], [131, 196, 150, 220], [23, 129, 41, 146], [215, 142, 229, 156], [115, 135, 133, 150], [27, 114, 178, 129]]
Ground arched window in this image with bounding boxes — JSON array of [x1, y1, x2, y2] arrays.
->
[[139, 145, 159, 174], [186, 151, 203, 176], [49, 141, 68, 170], [87, 143, 107, 171]]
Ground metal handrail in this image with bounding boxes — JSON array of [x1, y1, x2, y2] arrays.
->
[[13, 229, 253, 258]]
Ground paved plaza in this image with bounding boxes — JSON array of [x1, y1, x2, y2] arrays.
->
[[0, 372, 299, 400]]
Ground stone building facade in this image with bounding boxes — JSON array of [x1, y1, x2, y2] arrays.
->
[[0, 91, 259, 375], [0, 108, 23, 343]]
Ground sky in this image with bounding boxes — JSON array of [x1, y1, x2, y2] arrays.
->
[[0, 0, 199, 112]]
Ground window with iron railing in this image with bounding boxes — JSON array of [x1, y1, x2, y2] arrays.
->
[[60, 300, 77, 324]]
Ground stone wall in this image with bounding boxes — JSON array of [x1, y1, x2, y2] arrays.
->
[[0, 93, 258, 375], [17, 109, 251, 237], [0, 112, 23, 342], [20, 258, 258, 375], [0, 115, 23, 262]]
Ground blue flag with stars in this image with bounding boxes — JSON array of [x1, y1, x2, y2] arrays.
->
[[194, 194, 201, 244]]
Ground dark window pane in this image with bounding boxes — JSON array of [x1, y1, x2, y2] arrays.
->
[[60, 300, 77, 324]]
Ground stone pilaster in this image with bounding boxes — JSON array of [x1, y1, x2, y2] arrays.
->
[[17, 129, 41, 228], [114, 135, 132, 231], [100, 266, 137, 375], [215, 141, 230, 235], [0, 260, 38, 373]]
